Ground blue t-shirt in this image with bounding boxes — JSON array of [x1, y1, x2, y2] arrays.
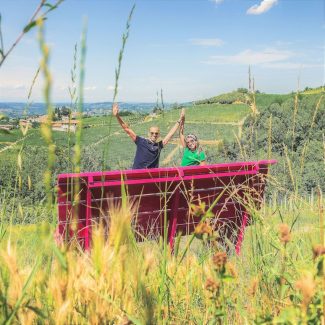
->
[[132, 136, 164, 169]]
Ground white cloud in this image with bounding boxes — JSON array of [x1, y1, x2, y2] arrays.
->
[[0, 83, 26, 90], [203, 48, 294, 65], [107, 85, 123, 91], [189, 38, 224, 47], [84, 86, 97, 91], [201, 48, 322, 70], [247, 0, 278, 15], [13, 84, 26, 90], [212, 0, 224, 4]]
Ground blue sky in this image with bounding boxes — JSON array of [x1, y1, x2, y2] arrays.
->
[[0, 0, 324, 102]]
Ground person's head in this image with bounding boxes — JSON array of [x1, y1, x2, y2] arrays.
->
[[185, 134, 199, 151], [148, 126, 160, 143]]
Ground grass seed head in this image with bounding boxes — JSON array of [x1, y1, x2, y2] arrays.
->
[[194, 221, 213, 238], [205, 277, 220, 293], [312, 244, 325, 259], [212, 251, 227, 270], [248, 277, 259, 297], [143, 251, 155, 275], [190, 202, 206, 217], [278, 223, 291, 244], [226, 262, 238, 279], [295, 273, 316, 308], [119, 316, 132, 325]]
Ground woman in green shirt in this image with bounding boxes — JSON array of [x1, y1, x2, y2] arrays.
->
[[179, 114, 206, 166]]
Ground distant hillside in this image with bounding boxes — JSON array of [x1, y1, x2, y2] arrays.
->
[[194, 90, 249, 105], [301, 86, 325, 95], [194, 86, 324, 109], [0, 102, 161, 118], [194, 88, 296, 107], [254, 86, 324, 109]]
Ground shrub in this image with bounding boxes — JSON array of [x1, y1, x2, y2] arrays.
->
[[230, 94, 325, 193], [237, 87, 248, 94]]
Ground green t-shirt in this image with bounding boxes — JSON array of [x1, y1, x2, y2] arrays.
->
[[181, 147, 206, 166]]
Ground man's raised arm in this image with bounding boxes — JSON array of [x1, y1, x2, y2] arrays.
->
[[162, 108, 185, 147], [112, 103, 137, 142]]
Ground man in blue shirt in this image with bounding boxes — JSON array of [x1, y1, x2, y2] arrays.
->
[[113, 103, 184, 169]]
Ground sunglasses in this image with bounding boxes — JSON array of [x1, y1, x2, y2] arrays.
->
[[150, 132, 159, 135]]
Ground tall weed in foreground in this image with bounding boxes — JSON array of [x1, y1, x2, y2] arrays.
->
[[67, 42, 78, 172], [0, 0, 64, 68], [102, 4, 135, 169], [69, 21, 87, 236], [38, 18, 55, 216], [0, 27, 42, 238]]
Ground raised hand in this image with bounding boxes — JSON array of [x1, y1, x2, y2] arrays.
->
[[112, 103, 119, 116], [180, 108, 185, 121]]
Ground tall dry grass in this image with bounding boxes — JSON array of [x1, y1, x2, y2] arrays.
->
[[0, 193, 324, 324]]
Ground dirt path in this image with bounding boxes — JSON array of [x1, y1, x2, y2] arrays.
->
[[177, 119, 246, 126], [93, 131, 121, 146]]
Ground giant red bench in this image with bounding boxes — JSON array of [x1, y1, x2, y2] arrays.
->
[[57, 160, 276, 254]]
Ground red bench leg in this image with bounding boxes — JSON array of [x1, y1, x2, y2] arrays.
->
[[168, 188, 180, 251], [84, 188, 92, 251], [235, 212, 248, 255]]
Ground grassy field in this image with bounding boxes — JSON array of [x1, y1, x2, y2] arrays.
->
[[0, 96, 324, 323], [255, 93, 293, 110], [0, 194, 323, 324]]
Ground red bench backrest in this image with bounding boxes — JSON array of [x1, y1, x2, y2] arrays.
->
[[57, 160, 276, 253]]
